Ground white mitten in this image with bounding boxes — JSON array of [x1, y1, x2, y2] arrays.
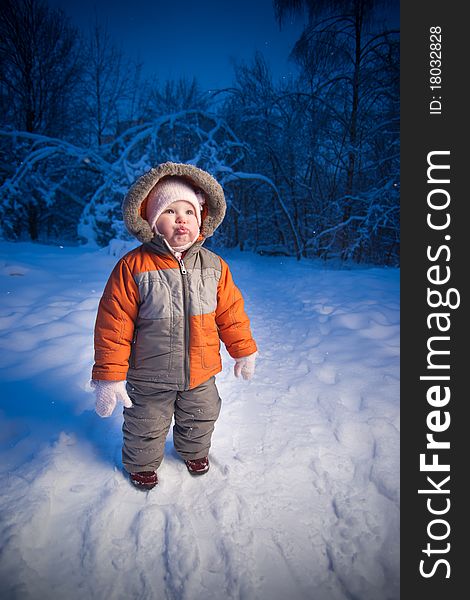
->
[[233, 351, 258, 381], [92, 380, 133, 418]]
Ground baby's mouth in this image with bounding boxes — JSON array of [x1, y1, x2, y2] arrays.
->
[[175, 227, 189, 235]]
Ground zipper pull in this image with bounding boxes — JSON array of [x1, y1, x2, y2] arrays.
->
[[179, 257, 187, 274]]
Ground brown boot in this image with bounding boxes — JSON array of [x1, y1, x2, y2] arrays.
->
[[185, 457, 209, 475], [129, 470, 158, 490]]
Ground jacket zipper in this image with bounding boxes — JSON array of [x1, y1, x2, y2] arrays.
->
[[178, 256, 187, 275], [178, 256, 190, 389]]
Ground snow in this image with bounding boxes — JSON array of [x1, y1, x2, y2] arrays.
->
[[0, 241, 399, 600]]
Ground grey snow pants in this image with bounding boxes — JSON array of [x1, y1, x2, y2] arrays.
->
[[122, 376, 221, 473]]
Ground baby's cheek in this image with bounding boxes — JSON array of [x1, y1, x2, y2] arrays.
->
[[189, 220, 200, 236]]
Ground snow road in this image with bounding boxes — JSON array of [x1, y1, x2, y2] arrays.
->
[[0, 242, 399, 600]]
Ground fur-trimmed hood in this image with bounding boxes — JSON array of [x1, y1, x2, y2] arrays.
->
[[122, 162, 226, 244]]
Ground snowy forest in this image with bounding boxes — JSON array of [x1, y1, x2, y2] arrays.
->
[[0, 0, 399, 265]]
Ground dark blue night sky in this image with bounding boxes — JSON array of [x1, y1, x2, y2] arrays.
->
[[48, 0, 306, 90]]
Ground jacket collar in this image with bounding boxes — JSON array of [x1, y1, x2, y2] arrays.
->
[[144, 234, 204, 260]]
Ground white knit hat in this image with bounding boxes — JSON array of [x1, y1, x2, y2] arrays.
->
[[145, 176, 205, 232]]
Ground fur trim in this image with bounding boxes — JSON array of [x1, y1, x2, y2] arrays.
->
[[122, 162, 226, 243]]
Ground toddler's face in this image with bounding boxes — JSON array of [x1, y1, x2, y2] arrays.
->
[[156, 200, 199, 247]]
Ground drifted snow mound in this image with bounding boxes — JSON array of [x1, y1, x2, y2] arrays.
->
[[0, 242, 399, 600]]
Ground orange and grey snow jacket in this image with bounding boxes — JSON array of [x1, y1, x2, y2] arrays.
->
[[92, 162, 257, 390]]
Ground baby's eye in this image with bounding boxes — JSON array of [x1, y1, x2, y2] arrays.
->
[[186, 209, 194, 215], [165, 208, 175, 214]]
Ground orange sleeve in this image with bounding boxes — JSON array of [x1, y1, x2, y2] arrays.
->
[[215, 258, 257, 359], [92, 257, 140, 381]]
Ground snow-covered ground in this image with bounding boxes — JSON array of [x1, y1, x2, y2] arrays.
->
[[0, 241, 399, 600]]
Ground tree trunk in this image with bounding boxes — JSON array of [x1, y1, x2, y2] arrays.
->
[[341, 0, 364, 258], [27, 200, 39, 240]]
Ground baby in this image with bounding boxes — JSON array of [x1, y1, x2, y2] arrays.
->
[[91, 162, 258, 490]]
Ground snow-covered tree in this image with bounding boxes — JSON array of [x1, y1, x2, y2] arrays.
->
[[0, 131, 105, 242], [78, 109, 251, 246], [0, 0, 85, 240], [269, 0, 399, 263]]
